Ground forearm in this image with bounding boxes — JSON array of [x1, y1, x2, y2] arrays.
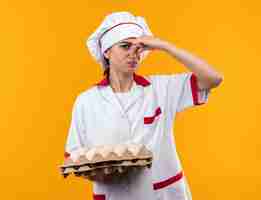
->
[[160, 42, 224, 90]]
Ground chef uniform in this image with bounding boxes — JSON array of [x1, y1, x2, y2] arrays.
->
[[63, 11, 210, 200]]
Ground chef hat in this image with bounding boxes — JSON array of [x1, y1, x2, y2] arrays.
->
[[86, 11, 153, 69]]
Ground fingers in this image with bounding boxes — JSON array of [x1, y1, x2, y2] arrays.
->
[[137, 45, 155, 54], [135, 36, 158, 51]]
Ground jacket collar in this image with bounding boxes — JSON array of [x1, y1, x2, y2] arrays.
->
[[96, 73, 151, 87]]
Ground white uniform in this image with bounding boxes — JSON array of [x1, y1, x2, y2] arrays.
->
[[64, 72, 210, 200]]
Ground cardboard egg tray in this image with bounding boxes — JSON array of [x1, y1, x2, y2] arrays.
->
[[59, 144, 153, 180]]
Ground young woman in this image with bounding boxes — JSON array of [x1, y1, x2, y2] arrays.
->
[[64, 11, 223, 200]]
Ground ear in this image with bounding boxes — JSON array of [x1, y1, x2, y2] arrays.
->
[[103, 49, 110, 59]]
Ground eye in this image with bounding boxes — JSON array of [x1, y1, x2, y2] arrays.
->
[[120, 43, 130, 49]]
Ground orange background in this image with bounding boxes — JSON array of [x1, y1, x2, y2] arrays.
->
[[1, 1, 260, 199]]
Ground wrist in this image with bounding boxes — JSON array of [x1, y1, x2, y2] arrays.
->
[[159, 41, 176, 52]]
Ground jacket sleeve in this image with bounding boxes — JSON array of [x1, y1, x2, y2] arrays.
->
[[175, 72, 210, 112], [64, 94, 88, 160], [150, 72, 210, 119]]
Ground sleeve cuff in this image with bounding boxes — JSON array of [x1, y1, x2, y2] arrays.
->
[[190, 73, 210, 105]]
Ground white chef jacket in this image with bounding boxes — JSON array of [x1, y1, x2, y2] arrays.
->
[[64, 72, 210, 200]]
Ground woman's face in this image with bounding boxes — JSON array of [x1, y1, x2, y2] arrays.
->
[[103, 37, 144, 74]]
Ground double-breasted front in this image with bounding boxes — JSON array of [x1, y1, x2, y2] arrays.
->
[[64, 72, 210, 200]]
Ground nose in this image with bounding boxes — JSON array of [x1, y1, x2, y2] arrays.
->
[[128, 45, 143, 59]]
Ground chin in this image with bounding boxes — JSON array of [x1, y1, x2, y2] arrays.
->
[[122, 68, 136, 75], [128, 67, 137, 72]]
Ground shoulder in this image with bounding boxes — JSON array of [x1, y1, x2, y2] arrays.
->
[[73, 85, 99, 106], [147, 72, 192, 86]]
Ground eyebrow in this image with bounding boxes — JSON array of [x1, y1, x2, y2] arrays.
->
[[118, 41, 133, 45]]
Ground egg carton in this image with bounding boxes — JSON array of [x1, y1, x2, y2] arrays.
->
[[62, 159, 152, 180], [59, 144, 153, 180]]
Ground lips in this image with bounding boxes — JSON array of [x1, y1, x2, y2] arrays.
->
[[127, 61, 137, 66], [127, 62, 137, 68]]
